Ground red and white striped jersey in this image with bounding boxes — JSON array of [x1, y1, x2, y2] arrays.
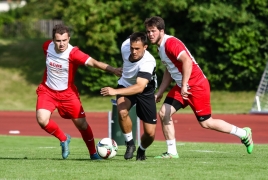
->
[[158, 34, 206, 88], [42, 40, 91, 91]]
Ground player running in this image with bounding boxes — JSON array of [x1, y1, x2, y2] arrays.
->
[[36, 24, 121, 160], [144, 16, 253, 158], [101, 32, 157, 161]]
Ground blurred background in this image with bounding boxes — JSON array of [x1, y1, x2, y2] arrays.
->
[[0, 0, 267, 113]]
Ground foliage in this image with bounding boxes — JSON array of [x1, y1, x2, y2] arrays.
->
[[1, 0, 268, 92]]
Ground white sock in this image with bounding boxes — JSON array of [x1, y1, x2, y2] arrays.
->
[[166, 139, 177, 155], [230, 125, 246, 138], [123, 132, 133, 142], [139, 144, 146, 151]]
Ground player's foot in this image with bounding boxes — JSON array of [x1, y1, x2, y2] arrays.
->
[[154, 152, 179, 159], [124, 144, 136, 160], [241, 127, 254, 154], [136, 147, 146, 161], [90, 153, 102, 160], [60, 134, 71, 159]]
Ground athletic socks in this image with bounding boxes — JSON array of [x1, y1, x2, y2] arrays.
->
[[166, 139, 177, 155], [230, 125, 247, 138], [43, 119, 67, 142], [79, 124, 96, 155], [123, 132, 133, 142]]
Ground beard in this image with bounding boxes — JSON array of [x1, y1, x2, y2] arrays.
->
[[151, 34, 162, 45]]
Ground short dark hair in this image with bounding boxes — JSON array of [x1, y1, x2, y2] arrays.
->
[[52, 24, 70, 39], [144, 16, 165, 30], [129, 32, 148, 46]]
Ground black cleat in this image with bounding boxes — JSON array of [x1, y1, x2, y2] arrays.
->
[[124, 145, 136, 160], [136, 147, 146, 161]]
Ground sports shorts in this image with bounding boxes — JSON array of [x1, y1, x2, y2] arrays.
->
[[36, 83, 86, 119], [116, 85, 157, 124], [165, 78, 211, 121]]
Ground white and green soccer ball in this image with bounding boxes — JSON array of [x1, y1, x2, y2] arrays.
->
[[96, 138, 118, 159]]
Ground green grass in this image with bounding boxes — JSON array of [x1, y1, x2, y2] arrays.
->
[[0, 38, 256, 113], [0, 135, 267, 180]]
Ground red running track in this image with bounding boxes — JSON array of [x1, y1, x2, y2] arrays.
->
[[0, 111, 267, 144]]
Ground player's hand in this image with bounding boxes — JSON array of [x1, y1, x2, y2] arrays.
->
[[113, 67, 123, 77], [181, 86, 191, 100], [100, 87, 116, 96], [155, 93, 163, 103]]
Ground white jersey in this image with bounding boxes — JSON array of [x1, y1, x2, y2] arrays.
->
[[42, 40, 90, 91], [118, 39, 157, 88]]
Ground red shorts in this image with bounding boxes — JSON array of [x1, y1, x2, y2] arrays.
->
[[36, 84, 86, 119], [167, 79, 211, 116]]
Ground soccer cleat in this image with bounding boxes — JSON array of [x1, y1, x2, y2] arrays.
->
[[90, 152, 102, 160], [154, 152, 179, 159], [124, 144, 136, 160], [60, 134, 71, 159], [241, 127, 254, 154], [136, 147, 146, 161]]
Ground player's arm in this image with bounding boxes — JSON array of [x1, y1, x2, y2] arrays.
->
[[155, 68, 172, 102], [157, 68, 172, 95], [100, 73, 150, 96], [177, 51, 192, 99], [86, 57, 122, 77]]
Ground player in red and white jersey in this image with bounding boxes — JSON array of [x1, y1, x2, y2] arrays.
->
[[36, 24, 121, 160], [144, 16, 253, 158], [101, 32, 157, 161]]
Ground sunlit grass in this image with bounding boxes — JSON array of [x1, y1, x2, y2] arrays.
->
[[0, 136, 267, 180]]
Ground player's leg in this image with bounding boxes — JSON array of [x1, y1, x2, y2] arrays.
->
[[136, 122, 156, 160], [71, 117, 101, 160], [59, 89, 101, 160], [155, 85, 183, 158], [36, 84, 70, 159], [135, 92, 157, 160], [116, 94, 136, 160], [193, 79, 253, 154]]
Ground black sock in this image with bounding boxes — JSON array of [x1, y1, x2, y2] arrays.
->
[[138, 147, 145, 155], [126, 139, 135, 146]]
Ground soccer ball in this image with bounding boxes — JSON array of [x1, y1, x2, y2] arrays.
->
[[96, 138, 118, 159]]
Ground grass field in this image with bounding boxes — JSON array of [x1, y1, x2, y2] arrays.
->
[[0, 136, 267, 180]]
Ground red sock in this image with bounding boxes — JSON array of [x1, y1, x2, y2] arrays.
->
[[79, 124, 96, 155], [43, 119, 67, 142]]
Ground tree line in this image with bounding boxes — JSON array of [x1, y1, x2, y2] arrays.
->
[[0, 0, 267, 94]]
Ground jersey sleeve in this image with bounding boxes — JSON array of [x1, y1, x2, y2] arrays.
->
[[139, 61, 155, 75], [43, 40, 52, 56], [165, 37, 185, 60], [121, 38, 131, 61], [69, 47, 90, 65]]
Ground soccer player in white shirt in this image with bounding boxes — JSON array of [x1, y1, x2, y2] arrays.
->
[[101, 32, 157, 160], [36, 24, 121, 160], [144, 16, 253, 158]]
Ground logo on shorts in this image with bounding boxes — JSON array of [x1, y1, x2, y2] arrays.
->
[[199, 117, 204, 121], [153, 119, 157, 122], [196, 110, 203, 113], [81, 112, 85, 114]]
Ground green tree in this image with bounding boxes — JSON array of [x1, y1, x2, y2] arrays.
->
[[1, 0, 267, 93]]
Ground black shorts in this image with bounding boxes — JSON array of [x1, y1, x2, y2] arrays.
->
[[116, 85, 157, 124]]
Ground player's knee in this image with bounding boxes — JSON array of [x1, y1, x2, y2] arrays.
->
[[36, 114, 49, 127], [118, 109, 129, 120], [144, 131, 155, 140], [199, 116, 212, 129], [158, 110, 171, 125], [158, 109, 167, 121]]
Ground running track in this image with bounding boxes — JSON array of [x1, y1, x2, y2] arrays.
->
[[0, 111, 267, 144]]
